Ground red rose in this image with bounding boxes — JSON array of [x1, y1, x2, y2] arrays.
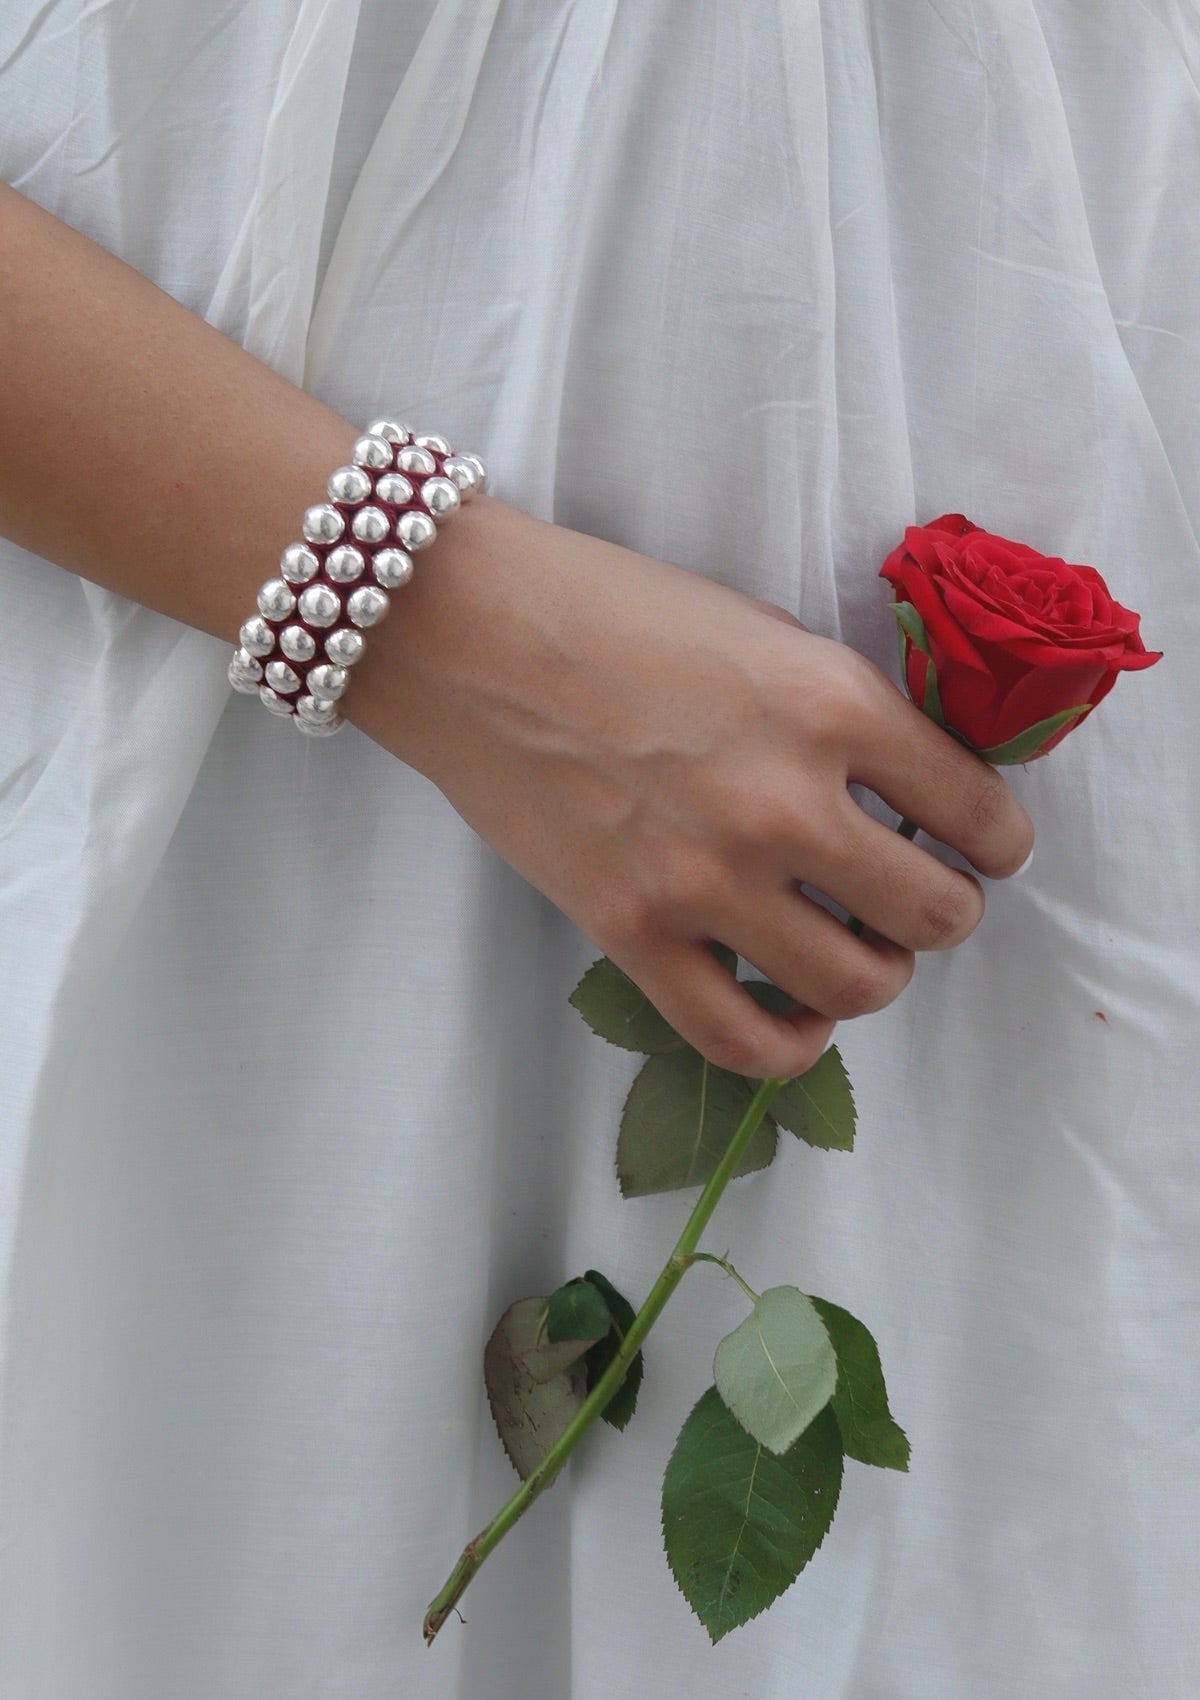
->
[[879, 514, 1161, 761]]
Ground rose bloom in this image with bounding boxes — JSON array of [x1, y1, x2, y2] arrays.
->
[[880, 514, 1161, 758]]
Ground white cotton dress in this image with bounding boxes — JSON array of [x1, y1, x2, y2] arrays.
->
[[0, 3, 1197, 1696]]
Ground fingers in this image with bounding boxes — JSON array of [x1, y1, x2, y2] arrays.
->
[[848, 687, 1034, 878], [802, 795, 987, 952], [613, 935, 837, 1080], [724, 886, 917, 1020]]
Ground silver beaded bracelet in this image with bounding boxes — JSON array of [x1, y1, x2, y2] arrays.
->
[[227, 420, 487, 735]]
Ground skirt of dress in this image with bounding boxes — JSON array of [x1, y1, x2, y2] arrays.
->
[[1, 3, 1197, 1695]]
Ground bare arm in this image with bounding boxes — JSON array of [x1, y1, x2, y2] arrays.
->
[[0, 181, 1034, 1080]]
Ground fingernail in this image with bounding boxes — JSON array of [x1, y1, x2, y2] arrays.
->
[[1013, 847, 1035, 877]]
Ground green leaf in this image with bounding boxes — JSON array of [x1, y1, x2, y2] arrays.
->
[[976, 704, 1092, 766], [568, 956, 686, 1054], [772, 1044, 856, 1152], [484, 1297, 588, 1481], [662, 1388, 843, 1642], [732, 986, 855, 1151], [616, 1049, 778, 1197], [713, 1287, 839, 1456], [809, 1296, 910, 1471], [545, 1279, 612, 1345], [888, 599, 931, 656], [582, 1268, 645, 1431]]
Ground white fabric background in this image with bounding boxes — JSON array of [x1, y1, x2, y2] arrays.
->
[[1, 2, 1197, 1695]]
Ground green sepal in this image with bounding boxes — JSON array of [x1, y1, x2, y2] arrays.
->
[[976, 704, 1092, 766]]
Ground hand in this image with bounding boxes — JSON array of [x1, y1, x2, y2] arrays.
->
[[346, 495, 1035, 1079]]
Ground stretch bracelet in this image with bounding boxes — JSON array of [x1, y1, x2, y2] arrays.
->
[[227, 420, 487, 735]]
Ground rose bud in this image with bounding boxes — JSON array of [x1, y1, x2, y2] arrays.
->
[[880, 514, 1161, 762]]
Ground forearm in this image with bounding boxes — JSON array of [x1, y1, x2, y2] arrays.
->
[[0, 178, 378, 650]]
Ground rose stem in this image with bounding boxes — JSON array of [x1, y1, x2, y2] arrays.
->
[[423, 1074, 786, 1645]]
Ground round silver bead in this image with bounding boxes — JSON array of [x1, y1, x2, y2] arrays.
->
[[396, 509, 438, 552], [350, 505, 390, 545], [258, 684, 296, 717], [306, 663, 349, 702], [375, 471, 415, 508], [327, 464, 373, 505], [414, 432, 452, 455], [352, 433, 393, 471], [301, 503, 345, 545], [280, 541, 320, 583], [297, 582, 342, 628], [442, 456, 480, 498], [371, 547, 414, 590], [460, 453, 488, 494], [347, 584, 390, 628], [257, 578, 296, 620], [325, 626, 366, 667], [326, 544, 366, 584], [295, 710, 344, 737], [279, 623, 318, 664], [228, 649, 264, 692], [366, 418, 413, 445], [295, 692, 341, 726], [264, 658, 302, 695], [239, 614, 275, 657], [420, 475, 461, 519], [396, 444, 437, 477]]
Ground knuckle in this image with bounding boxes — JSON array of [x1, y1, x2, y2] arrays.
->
[[656, 853, 734, 926], [919, 874, 982, 945], [591, 885, 657, 953], [826, 964, 893, 1020]]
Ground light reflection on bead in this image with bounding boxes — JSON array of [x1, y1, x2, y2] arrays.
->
[[396, 444, 437, 477], [326, 464, 372, 505], [375, 472, 415, 507], [442, 456, 479, 497], [420, 475, 460, 518], [280, 541, 320, 583], [264, 659, 302, 694], [397, 510, 437, 552], [296, 692, 340, 725], [460, 453, 488, 493], [366, 418, 413, 445], [239, 614, 275, 657], [350, 505, 390, 545], [347, 585, 390, 628], [229, 650, 264, 692], [415, 432, 452, 455], [297, 583, 342, 627], [302, 503, 344, 545], [257, 578, 296, 620], [295, 709, 344, 736], [325, 626, 366, 667], [352, 433, 393, 471], [258, 684, 296, 717], [371, 547, 414, 590], [279, 624, 318, 663], [326, 544, 366, 584], [307, 663, 348, 701]]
